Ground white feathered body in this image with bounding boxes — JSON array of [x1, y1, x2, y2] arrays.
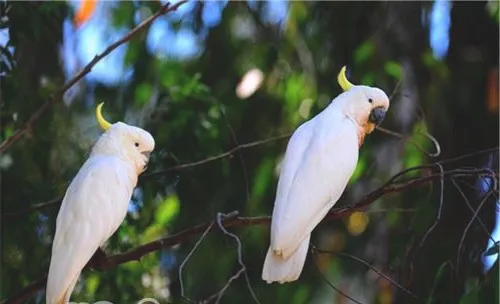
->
[[46, 155, 137, 304], [262, 100, 360, 283]]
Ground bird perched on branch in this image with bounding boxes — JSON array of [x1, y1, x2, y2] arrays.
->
[[46, 103, 155, 304], [262, 66, 390, 283]]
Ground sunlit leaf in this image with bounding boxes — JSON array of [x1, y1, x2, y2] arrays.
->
[[350, 152, 366, 183], [85, 272, 100, 295], [347, 211, 369, 236], [155, 194, 180, 226], [142, 224, 164, 242]]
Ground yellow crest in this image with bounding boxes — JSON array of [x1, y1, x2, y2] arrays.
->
[[337, 66, 355, 91], [95, 102, 113, 131]]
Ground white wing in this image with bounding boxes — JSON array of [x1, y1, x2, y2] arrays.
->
[[270, 116, 359, 258], [46, 155, 136, 303]]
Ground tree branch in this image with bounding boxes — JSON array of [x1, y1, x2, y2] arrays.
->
[[3, 166, 497, 304], [2, 133, 292, 220], [4, 143, 496, 220], [0, 0, 188, 154], [142, 133, 292, 180]]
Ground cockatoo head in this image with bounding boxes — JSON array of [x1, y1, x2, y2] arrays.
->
[[92, 103, 155, 174], [336, 66, 390, 139]]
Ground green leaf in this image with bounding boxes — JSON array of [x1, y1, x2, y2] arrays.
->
[[386, 208, 401, 227], [124, 41, 139, 66], [250, 157, 275, 204], [403, 121, 429, 173], [112, 2, 135, 28], [291, 285, 310, 304], [350, 152, 366, 183], [134, 83, 153, 106], [384, 61, 403, 79], [85, 273, 100, 295], [142, 224, 164, 242], [155, 194, 180, 226], [360, 72, 375, 86], [354, 41, 374, 64]]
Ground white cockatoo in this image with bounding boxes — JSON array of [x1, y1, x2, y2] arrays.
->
[[262, 66, 390, 283], [46, 103, 155, 304]]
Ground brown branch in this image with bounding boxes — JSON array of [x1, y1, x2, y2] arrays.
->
[[2, 133, 291, 220], [4, 166, 496, 304], [5, 143, 497, 221], [0, 0, 188, 154]]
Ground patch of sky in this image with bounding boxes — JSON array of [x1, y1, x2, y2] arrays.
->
[[61, 0, 289, 86], [202, 1, 228, 29], [429, 0, 451, 60], [262, 0, 289, 26], [146, 16, 202, 60], [128, 187, 144, 214], [62, 1, 133, 87]]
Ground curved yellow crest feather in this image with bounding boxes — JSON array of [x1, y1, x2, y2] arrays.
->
[[95, 102, 112, 131], [337, 66, 355, 91]]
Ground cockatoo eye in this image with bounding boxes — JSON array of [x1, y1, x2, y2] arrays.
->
[[134, 142, 140, 147], [368, 98, 373, 103]]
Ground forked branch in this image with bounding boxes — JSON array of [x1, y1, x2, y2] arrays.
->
[[3, 164, 497, 304]]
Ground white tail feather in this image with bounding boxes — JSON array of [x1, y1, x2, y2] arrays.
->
[[261, 235, 310, 283]]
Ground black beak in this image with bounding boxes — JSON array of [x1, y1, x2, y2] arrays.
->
[[369, 107, 386, 125]]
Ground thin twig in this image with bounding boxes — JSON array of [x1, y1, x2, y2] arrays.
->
[[451, 177, 494, 243], [376, 126, 441, 158], [456, 190, 495, 272], [310, 248, 363, 304], [203, 212, 260, 304], [0, 0, 188, 153], [6, 145, 497, 220], [3, 166, 497, 303], [218, 105, 251, 203], [205, 268, 245, 304], [142, 133, 292, 180], [178, 222, 214, 303], [2, 133, 291, 220], [206, 212, 260, 304], [417, 163, 445, 249], [311, 245, 417, 299]]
